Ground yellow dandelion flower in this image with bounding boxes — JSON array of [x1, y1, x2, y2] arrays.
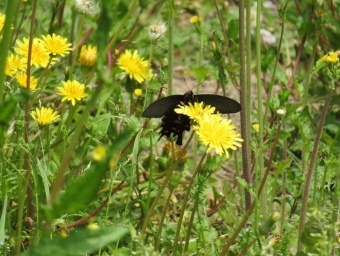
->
[[0, 13, 5, 33], [79, 45, 97, 66], [190, 15, 202, 24], [319, 51, 339, 63], [5, 54, 26, 77], [30, 107, 59, 125], [175, 102, 216, 123], [41, 33, 72, 57], [56, 80, 88, 106], [193, 114, 243, 157], [16, 72, 38, 90], [134, 88, 143, 97], [252, 124, 259, 133], [14, 37, 51, 68], [92, 145, 107, 161], [117, 49, 152, 83]]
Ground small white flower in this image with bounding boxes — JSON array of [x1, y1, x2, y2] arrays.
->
[[148, 21, 166, 40], [74, 0, 100, 17]]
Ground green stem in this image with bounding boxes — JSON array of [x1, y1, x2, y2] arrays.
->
[[184, 185, 200, 252], [172, 151, 207, 256], [238, 0, 251, 210], [297, 91, 332, 252], [281, 123, 287, 234], [140, 131, 194, 235], [69, 15, 84, 80], [220, 123, 281, 255], [263, 3, 287, 120], [154, 188, 174, 251], [0, 0, 18, 101], [49, 84, 103, 205], [167, 0, 174, 95]]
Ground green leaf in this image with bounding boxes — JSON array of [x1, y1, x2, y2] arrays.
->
[[193, 66, 209, 82], [20, 226, 128, 256], [89, 113, 111, 137], [44, 130, 133, 220]]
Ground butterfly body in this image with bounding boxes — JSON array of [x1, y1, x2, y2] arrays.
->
[[142, 91, 241, 145]]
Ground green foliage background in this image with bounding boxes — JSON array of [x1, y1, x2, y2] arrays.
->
[[0, 0, 339, 255]]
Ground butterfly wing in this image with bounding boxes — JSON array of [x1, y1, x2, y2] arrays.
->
[[194, 94, 241, 114], [142, 95, 183, 118]]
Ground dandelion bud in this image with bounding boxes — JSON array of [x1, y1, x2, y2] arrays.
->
[[276, 108, 286, 116], [79, 45, 97, 66]]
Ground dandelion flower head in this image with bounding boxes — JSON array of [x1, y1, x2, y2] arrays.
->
[[5, 54, 26, 77], [31, 107, 59, 125], [16, 72, 38, 90], [79, 45, 97, 66], [14, 37, 51, 68], [319, 51, 339, 63], [190, 15, 202, 24], [194, 114, 243, 157], [41, 33, 72, 57], [56, 80, 88, 106], [117, 49, 152, 83], [175, 102, 216, 123]]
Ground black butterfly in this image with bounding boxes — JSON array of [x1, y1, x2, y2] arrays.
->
[[142, 91, 241, 145]]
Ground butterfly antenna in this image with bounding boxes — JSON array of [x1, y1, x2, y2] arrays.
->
[[183, 78, 191, 91]]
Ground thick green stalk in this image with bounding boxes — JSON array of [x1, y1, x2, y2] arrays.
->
[[167, 0, 174, 95], [0, 0, 18, 101], [239, 0, 252, 210], [24, 0, 38, 233], [254, 0, 266, 220], [297, 91, 332, 252]]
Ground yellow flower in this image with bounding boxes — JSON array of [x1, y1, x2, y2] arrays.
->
[[41, 33, 72, 57], [16, 72, 38, 90], [134, 88, 143, 97], [190, 15, 201, 24], [252, 124, 259, 133], [79, 45, 97, 66], [14, 37, 51, 68], [193, 114, 243, 157], [92, 145, 107, 161], [30, 107, 59, 125], [175, 102, 216, 123], [319, 51, 339, 63], [56, 80, 88, 106], [0, 13, 5, 33], [5, 54, 26, 77], [117, 49, 152, 83]]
